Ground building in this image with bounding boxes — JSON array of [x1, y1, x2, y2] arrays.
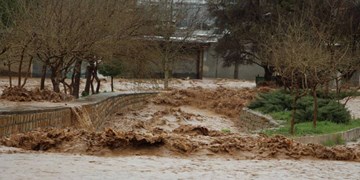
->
[[136, 0, 264, 81]]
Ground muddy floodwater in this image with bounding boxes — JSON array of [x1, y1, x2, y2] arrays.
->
[[1, 79, 360, 179], [1, 151, 359, 180]]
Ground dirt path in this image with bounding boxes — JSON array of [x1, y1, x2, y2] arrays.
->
[[0, 152, 359, 180]]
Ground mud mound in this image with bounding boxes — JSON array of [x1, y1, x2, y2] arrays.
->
[[0, 128, 76, 151], [0, 128, 165, 154], [152, 87, 259, 118], [172, 125, 224, 136], [1, 87, 73, 102], [95, 129, 165, 149], [173, 125, 210, 136], [1, 127, 359, 162]]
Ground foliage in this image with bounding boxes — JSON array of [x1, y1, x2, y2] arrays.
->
[[98, 59, 123, 77], [264, 119, 360, 137], [318, 101, 351, 124], [0, 0, 21, 28], [81, 91, 89, 97], [248, 90, 293, 113], [249, 91, 352, 123], [207, 0, 275, 79]]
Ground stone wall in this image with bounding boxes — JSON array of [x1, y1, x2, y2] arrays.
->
[[0, 108, 72, 137], [80, 93, 156, 129], [294, 127, 360, 145], [238, 108, 279, 131], [0, 92, 157, 137]]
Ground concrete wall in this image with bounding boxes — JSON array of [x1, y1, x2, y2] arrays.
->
[[202, 44, 264, 81], [294, 127, 360, 145], [349, 71, 360, 86], [0, 92, 157, 137], [238, 108, 279, 131]]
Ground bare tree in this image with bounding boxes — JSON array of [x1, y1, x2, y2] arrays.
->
[[0, 0, 155, 98]]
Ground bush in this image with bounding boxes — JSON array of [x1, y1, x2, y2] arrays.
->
[[318, 101, 351, 124], [248, 91, 292, 113], [249, 90, 351, 123]]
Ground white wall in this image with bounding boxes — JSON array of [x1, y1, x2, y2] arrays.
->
[[203, 44, 264, 81]]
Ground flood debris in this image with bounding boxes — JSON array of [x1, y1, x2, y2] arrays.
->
[[1, 127, 359, 162], [1, 87, 73, 102], [152, 87, 265, 118], [1, 84, 358, 163]]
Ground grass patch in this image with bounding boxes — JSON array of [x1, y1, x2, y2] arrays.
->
[[269, 111, 291, 121], [322, 135, 345, 147], [264, 119, 360, 137]]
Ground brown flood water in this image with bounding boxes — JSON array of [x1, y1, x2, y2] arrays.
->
[[1, 86, 360, 179], [0, 149, 359, 180]]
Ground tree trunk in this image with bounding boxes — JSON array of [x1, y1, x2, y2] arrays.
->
[[233, 60, 239, 79], [40, 61, 48, 90], [17, 55, 24, 87], [60, 73, 72, 95], [7, 61, 12, 88], [51, 78, 60, 93], [164, 56, 170, 89], [290, 96, 297, 135], [94, 76, 100, 94], [50, 68, 60, 93], [94, 65, 100, 94], [21, 56, 33, 88], [335, 77, 340, 98], [111, 76, 114, 92], [71, 59, 82, 98], [90, 78, 95, 94], [84, 62, 94, 95], [50, 57, 64, 93], [264, 66, 273, 81], [312, 86, 318, 128]]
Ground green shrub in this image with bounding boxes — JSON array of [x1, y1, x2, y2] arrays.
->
[[318, 101, 351, 123], [248, 91, 292, 113], [81, 91, 89, 97], [249, 90, 351, 124]]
